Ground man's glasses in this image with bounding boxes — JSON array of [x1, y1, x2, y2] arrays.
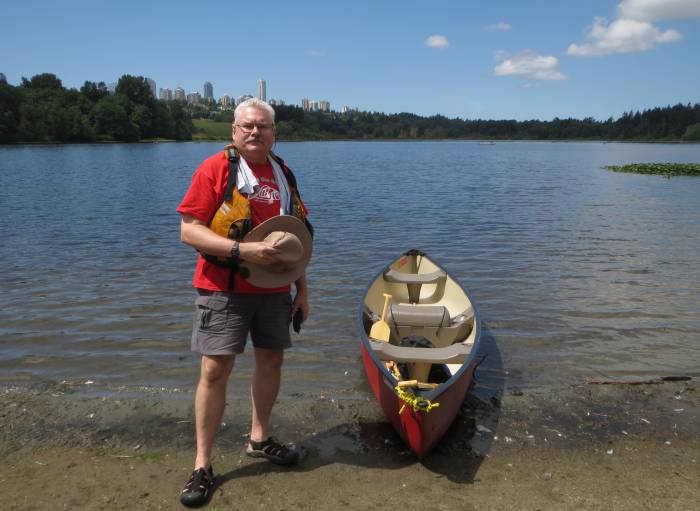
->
[[235, 123, 274, 133]]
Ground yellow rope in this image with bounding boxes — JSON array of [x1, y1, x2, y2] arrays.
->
[[387, 362, 440, 414], [395, 385, 440, 414]]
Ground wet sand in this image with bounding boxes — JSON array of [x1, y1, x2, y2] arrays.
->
[[2, 380, 698, 510]]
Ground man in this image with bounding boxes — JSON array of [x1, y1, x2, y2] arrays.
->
[[176, 98, 311, 508]]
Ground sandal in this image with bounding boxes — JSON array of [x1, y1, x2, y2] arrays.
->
[[180, 465, 215, 508], [246, 437, 300, 465]]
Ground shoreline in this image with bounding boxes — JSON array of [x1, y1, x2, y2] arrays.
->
[[3, 379, 698, 509], [3, 138, 700, 147]]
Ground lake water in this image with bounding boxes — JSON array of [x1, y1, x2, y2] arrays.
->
[[1, 141, 699, 398]]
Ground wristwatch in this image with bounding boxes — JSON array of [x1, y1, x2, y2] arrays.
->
[[230, 241, 240, 260]]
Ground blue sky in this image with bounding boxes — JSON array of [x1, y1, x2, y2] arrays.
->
[[2, 0, 699, 121]]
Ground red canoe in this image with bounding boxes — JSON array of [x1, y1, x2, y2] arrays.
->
[[359, 249, 482, 458]]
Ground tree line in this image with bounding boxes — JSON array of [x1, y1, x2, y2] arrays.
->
[[2, 72, 699, 143], [211, 103, 700, 142], [0, 73, 194, 143], [267, 104, 700, 142]]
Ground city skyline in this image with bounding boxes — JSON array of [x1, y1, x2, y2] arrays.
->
[[154, 78, 335, 112], [2, 0, 699, 121]]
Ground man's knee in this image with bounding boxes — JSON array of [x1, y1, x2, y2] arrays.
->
[[254, 348, 284, 372], [199, 355, 235, 385]]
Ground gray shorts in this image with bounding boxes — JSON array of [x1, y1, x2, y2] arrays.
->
[[191, 290, 293, 355]]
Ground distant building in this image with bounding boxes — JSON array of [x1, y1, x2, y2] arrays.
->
[[319, 100, 331, 112], [107, 82, 117, 94], [257, 79, 266, 102], [174, 87, 185, 101], [269, 99, 285, 106], [219, 95, 231, 107], [310, 100, 319, 111], [301, 98, 310, 111], [146, 78, 157, 98], [203, 81, 213, 101], [236, 94, 253, 106], [341, 106, 359, 113], [159, 88, 173, 101], [187, 91, 201, 104]]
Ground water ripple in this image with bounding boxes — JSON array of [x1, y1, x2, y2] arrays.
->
[[1, 141, 699, 393]]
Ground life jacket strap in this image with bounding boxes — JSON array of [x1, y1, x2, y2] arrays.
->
[[224, 146, 239, 201]]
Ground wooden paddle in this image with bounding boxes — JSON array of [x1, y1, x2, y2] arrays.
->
[[369, 293, 392, 342], [397, 380, 439, 390]]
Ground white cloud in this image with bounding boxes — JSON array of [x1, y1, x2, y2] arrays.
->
[[425, 35, 450, 50], [567, 17, 681, 56], [493, 50, 566, 81], [309, 49, 325, 57], [618, 0, 700, 21], [486, 22, 511, 31]]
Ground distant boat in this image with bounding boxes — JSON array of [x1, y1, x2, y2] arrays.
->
[[358, 249, 482, 458]]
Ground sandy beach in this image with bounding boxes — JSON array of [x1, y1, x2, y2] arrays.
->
[[2, 378, 698, 510]]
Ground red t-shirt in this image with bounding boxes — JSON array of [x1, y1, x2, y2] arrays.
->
[[177, 151, 291, 294]]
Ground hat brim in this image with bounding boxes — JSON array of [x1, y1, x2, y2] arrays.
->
[[240, 216, 313, 288]]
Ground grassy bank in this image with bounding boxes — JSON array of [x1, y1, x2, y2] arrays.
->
[[605, 163, 700, 176], [192, 119, 231, 140]]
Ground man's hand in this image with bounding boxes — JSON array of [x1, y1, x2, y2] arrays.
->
[[291, 273, 309, 323], [239, 241, 282, 265], [291, 288, 310, 323]]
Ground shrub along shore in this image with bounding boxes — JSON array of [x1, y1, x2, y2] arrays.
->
[[605, 163, 700, 176]]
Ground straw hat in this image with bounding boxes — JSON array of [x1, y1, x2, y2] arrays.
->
[[240, 215, 313, 288]]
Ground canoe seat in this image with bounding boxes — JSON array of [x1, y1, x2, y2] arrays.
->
[[389, 304, 450, 328], [387, 304, 474, 348], [383, 269, 447, 303]]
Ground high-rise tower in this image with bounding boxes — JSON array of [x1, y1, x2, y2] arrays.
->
[[203, 81, 213, 101], [146, 78, 157, 98], [257, 79, 266, 102]]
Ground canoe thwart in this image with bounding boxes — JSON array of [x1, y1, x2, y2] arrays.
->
[[383, 269, 447, 286], [369, 340, 471, 364]]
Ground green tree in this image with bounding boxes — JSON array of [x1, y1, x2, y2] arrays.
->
[[167, 101, 194, 140], [152, 101, 174, 139], [115, 75, 154, 107], [131, 104, 154, 138], [21, 73, 63, 90], [80, 81, 109, 104], [0, 81, 22, 142], [91, 95, 139, 141]]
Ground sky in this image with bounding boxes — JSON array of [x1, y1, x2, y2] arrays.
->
[[2, 0, 699, 121]]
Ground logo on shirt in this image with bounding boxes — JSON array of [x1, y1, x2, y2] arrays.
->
[[250, 184, 280, 205]]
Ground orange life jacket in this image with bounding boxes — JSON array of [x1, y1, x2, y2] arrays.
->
[[204, 145, 312, 269]]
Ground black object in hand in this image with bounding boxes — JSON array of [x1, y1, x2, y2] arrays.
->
[[292, 309, 303, 333]]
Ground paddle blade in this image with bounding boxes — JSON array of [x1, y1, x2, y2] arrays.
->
[[369, 319, 391, 342]]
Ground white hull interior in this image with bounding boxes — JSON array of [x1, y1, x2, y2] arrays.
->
[[362, 252, 477, 383]]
